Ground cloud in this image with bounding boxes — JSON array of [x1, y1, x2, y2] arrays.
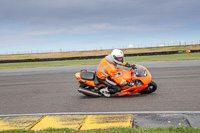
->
[[127, 44, 134, 48], [1, 0, 200, 27], [0, 0, 200, 48]]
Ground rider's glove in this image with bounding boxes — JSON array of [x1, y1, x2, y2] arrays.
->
[[125, 63, 131, 67], [125, 63, 137, 69], [131, 64, 137, 69], [125, 80, 135, 87]]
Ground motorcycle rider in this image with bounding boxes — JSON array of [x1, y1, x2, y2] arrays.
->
[[96, 49, 136, 97]]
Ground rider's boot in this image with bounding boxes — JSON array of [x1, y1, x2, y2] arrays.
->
[[99, 87, 111, 97]]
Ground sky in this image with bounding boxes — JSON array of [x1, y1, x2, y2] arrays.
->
[[0, 0, 200, 54]]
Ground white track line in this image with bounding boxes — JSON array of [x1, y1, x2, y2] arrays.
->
[[0, 111, 200, 117]]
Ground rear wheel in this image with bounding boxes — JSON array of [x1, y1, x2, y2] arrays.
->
[[139, 81, 157, 94]]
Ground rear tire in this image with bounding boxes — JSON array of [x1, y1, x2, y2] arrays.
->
[[139, 81, 157, 94]]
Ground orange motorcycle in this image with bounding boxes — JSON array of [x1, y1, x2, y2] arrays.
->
[[75, 64, 157, 97]]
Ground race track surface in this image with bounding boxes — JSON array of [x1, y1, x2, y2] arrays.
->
[[0, 60, 200, 115]]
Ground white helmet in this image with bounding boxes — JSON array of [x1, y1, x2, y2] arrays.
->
[[111, 49, 124, 65]]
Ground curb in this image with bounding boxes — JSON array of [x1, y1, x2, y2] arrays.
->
[[0, 113, 200, 131]]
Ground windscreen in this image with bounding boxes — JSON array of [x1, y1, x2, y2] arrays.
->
[[117, 65, 148, 77], [133, 65, 148, 77]]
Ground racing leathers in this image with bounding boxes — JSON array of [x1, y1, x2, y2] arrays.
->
[[96, 54, 133, 94]]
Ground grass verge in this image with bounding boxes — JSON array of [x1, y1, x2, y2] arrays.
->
[[0, 52, 199, 69], [1, 127, 200, 133], [1, 44, 200, 60]]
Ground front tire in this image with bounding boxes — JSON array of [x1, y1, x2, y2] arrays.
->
[[139, 81, 157, 94]]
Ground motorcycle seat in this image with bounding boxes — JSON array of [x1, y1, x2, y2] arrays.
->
[[94, 73, 100, 85], [81, 72, 94, 80]]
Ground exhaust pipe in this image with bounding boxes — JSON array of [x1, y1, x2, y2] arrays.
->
[[78, 88, 101, 97]]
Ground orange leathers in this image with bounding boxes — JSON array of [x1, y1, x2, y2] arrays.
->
[[96, 54, 127, 86]]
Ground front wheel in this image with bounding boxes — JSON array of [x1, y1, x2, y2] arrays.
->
[[139, 81, 157, 94]]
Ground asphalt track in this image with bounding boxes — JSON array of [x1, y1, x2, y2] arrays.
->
[[0, 60, 200, 115]]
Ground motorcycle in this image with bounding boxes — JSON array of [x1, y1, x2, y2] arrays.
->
[[75, 64, 157, 97]]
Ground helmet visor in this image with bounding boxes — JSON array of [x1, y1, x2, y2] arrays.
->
[[113, 55, 124, 63], [117, 57, 123, 61]]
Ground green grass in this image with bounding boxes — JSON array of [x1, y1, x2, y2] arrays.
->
[[125, 52, 200, 62], [1, 127, 200, 133], [1, 44, 199, 61], [0, 52, 200, 69]]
